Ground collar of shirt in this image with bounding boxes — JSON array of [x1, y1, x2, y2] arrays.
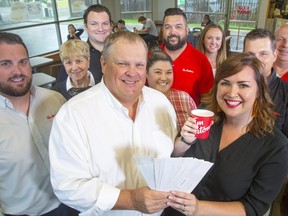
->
[[100, 78, 145, 118], [66, 70, 95, 91], [269, 68, 278, 85], [0, 86, 36, 110]]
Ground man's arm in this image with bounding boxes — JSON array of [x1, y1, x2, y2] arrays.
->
[[114, 188, 170, 213]]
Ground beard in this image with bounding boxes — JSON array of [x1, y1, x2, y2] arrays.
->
[[164, 34, 187, 51], [0, 74, 32, 97]]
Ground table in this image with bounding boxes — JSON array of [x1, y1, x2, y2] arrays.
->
[[32, 72, 56, 88], [30, 56, 53, 73], [135, 31, 148, 36]]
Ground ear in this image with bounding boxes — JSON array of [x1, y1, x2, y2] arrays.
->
[[100, 55, 106, 74], [273, 49, 278, 63]]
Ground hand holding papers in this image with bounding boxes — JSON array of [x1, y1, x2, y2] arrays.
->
[[135, 157, 213, 193]]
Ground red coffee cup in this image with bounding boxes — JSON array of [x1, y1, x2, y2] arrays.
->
[[191, 109, 214, 139]]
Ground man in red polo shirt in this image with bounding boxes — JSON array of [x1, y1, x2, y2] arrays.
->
[[160, 8, 214, 106]]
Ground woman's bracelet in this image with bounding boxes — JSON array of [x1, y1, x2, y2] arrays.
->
[[180, 136, 196, 146]]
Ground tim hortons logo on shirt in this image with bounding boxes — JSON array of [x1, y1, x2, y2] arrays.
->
[[182, 68, 194, 73], [47, 114, 56, 119]]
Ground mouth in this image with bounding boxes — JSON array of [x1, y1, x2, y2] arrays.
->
[[157, 81, 168, 86], [224, 99, 241, 108], [279, 49, 288, 54], [209, 45, 218, 49], [123, 80, 137, 85], [168, 35, 179, 42], [9, 76, 25, 83]]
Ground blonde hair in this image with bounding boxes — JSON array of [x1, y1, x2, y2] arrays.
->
[[59, 40, 90, 62], [197, 24, 226, 69]]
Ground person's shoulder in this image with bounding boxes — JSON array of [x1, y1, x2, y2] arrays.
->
[[33, 86, 66, 104], [273, 127, 288, 143], [52, 81, 66, 90], [271, 71, 288, 93], [65, 84, 102, 107], [143, 86, 170, 102], [170, 88, 191, 98], [185, 43, 210, 61], [261, 127, 288, 149], [186, 42, 205, 55]]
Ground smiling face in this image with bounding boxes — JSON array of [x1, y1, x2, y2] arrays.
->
[[101, 38, 147, 105], [203, 28, 223, 54], [68, 25, 76, 34], [147, 60, 173, 95], [244, 37, 277, 77], [162, 15, 188, 51], [216, 66, 258, 123], [0, 43, 32, 98], [63, 56, 90, 85], [275, 25, 288, 62], [85, 11, 111, 45]]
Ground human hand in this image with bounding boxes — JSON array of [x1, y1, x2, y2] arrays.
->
[[131, 187, 171, 213], [167, 191, 199, 216], [180, 117, 198, 144]]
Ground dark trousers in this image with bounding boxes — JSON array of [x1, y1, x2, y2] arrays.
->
[[4, 203, 79, 216]]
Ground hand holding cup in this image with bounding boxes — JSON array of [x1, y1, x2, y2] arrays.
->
[[191, 109, 214, 139]]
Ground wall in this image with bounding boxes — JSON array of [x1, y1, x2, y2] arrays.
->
[[153, 0, 176, 21], [258, 0, 269, 28]]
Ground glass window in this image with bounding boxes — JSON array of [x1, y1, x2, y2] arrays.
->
[[177, 0, 260, 52], [0, 0, 98, 57], [120, 0, 152, 31]]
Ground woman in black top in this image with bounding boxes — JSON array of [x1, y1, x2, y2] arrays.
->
[[162, 53, 288, 216]]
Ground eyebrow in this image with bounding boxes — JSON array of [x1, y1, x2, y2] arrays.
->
[[0, 59, 12, 64], [222, 78, 251, 83]]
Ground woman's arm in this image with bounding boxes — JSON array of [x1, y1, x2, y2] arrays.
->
[[76, 28, 84, 37], [173, 117, 198, 157]]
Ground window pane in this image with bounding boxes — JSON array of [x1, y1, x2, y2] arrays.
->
[[120, 0, 152, 31], [57, 0, 86, 21], [7, 25, 60, 57], [0, 0, 56, 28], [60, 20, 88, 42]]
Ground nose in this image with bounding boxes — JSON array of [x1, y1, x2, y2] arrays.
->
[[70, 62, 79, 70], [160, 73, 168, 80], [12, 63, 26, 75], [124, 65, 139, 77], [227, 85, 238, 98]]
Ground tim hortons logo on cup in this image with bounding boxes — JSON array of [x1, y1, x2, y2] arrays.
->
[[196, 121, 211, 134]]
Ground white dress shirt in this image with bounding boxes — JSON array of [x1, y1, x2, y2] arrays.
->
[[0, 87, 66, 215], [49, 80, 177, 216]]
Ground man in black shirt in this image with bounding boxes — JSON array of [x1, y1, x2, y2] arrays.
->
[[244, 28, 288, 138], [57, 4, 112, 84]]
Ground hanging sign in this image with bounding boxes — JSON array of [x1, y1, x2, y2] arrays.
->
[[237, 6, 250, 14]]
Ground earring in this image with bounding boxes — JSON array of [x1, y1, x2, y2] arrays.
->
[[252, 100, 258, 118]]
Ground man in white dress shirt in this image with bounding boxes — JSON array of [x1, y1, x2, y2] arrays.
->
[[49, 31, 187, 216], [0, 32, 78, 216]]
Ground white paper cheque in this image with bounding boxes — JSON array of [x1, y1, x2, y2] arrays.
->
[[135, 156, 213, 193]]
